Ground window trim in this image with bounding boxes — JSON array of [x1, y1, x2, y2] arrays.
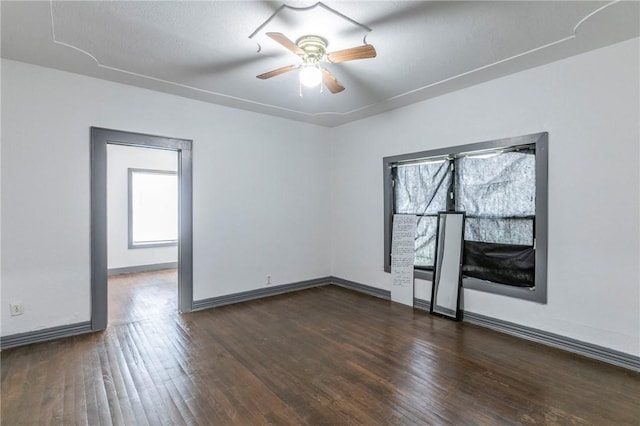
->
[[128, 168, 178, 249], [383, 132, 548, 303]]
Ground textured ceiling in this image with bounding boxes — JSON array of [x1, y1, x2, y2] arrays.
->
[[2, 1, 638, 127]]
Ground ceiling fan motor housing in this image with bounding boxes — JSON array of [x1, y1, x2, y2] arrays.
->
[[256, 31, 373, 93], [296, 35, 328, 63]]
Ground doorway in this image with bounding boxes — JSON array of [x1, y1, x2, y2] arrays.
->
[[107, 145, 178, 324], [91, 128, 193, 331]]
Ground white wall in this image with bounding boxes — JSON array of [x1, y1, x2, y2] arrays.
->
[[107, 144, 178, 270], [330, 38, 640, 356], [2, 38, 638, 358], [1, 59, 331, 335]]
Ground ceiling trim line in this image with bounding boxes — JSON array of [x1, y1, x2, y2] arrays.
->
[[338, 34, 576, 117], [47, 0, 322, 119], [248, 2, 372, 52], [573, 0, 620, 33], [308, 0, 624, 118], [46, 0, 622, 122]]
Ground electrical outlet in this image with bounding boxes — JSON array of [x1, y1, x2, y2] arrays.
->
[[10, 301, 24, 316], [266, 275, 271, 285]]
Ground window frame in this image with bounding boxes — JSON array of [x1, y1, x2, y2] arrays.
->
[[383, 132, 548, 303], [128, 168, 179, 249]]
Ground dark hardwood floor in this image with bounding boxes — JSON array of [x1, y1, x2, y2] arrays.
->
[[2, 274, 639, 425]]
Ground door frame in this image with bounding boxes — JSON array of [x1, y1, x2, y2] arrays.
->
[[90, 127, 193, 331]]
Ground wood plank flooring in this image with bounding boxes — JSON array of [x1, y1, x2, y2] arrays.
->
[[108, 269, 177, 325], [2, 276, 639, 425]]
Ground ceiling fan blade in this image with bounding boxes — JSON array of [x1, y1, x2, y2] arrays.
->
[[266, 32, 304, 56], [256, 64, 299, 80], [321, 68, 345, 94], [326, 45, 377, 63]]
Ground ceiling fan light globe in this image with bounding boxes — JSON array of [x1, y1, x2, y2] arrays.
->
[[300, 66, 322, 87]]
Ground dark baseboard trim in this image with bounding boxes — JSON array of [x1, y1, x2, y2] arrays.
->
[[328, 277, 433, 314], [413, 298, 431, 312], [192, 277, 332, 311], [462, 311, 640, 372], [108, 262, 178, 276], [1, 321, 93, 350], [329, 277, 391, 300], [4, 275, 637, 371], [331, 277, 638, 372]]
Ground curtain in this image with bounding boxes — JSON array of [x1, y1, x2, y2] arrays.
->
[[394, 160, 451, 268], [455, 151, 536, 286]]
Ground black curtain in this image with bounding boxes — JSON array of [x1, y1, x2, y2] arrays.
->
[[463, 241, 535, 287], [456, 150, 536, 287]]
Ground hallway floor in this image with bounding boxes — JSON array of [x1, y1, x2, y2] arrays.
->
[[108, 269, 177, 325]]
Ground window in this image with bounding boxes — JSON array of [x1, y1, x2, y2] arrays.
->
[[128, 168, 178, 248], [383, 132, 548, 303]]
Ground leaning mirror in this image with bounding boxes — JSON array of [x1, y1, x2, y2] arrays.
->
[[430, 212, 465, 320]]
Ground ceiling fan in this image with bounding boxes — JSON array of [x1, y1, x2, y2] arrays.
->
[[256, 32, 377, 94]]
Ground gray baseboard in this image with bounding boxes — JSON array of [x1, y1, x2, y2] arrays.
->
[[413, 298, 431, 312], [331, 277, 431, 312], [330, 277, 639, 372], [3, 275, 637, 371], [329, 277, 391, 300], [462, 311, 640, 372], [328, 277, 433, 314], [332, 278, 434, 314], [1, 321, 93, 350], [108, 262, 178, 276], [192, 277, 332, 311]]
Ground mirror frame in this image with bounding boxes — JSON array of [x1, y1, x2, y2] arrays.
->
[[430, 211, 465, 320]]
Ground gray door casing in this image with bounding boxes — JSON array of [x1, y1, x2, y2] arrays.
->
[[91, 127, 193, 330]]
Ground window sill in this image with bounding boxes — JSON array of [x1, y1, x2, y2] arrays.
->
[[129, 241, 178, 249], [387, 268, 546, 304], [463, 276, 545, 303]]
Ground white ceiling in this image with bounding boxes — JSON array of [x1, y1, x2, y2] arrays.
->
[[2, 1, 638, 127]]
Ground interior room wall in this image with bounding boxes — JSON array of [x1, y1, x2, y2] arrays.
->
[[1, 59, 331, 336], [2, 38, 638, 358], [329, 38, 640, 356], [107, 144, 178, 270]]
